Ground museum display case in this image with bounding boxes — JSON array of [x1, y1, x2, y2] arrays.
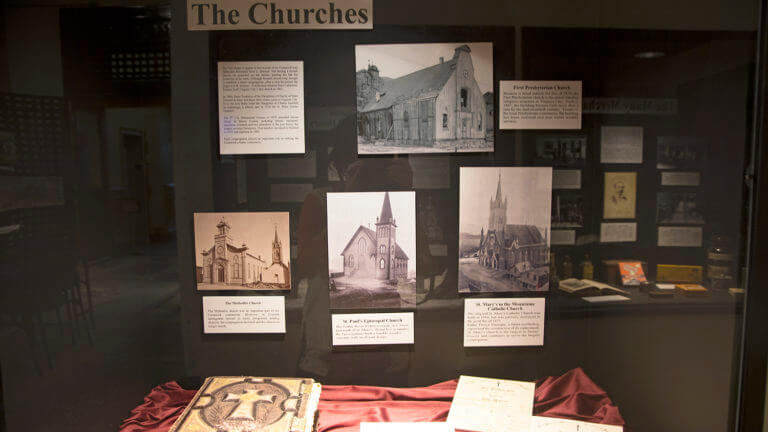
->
[[2, 0, 768, 431]]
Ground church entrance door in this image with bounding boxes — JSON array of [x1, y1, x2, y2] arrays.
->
[[217, 266, 225, 283]]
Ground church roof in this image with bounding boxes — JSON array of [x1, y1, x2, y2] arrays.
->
[[360, 58, 457, 113], [503, 224, 545, 247], [340, 225, 409, 260]]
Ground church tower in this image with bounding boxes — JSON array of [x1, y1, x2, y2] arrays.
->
[[375, 192, 397, 280], [489, 173, 507, 233], [214, 218, 232, 259], [272, 227, 283, 265]]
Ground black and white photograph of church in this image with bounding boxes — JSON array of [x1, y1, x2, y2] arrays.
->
[[355, 42, 494, 154], [327, 191, 417, 309], [458, 167, 552, 292], [194, 212, 291, 291]]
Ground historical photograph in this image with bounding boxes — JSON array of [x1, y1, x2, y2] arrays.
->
[[657, 192, 705, 224], [355, 42, 494, 154], [552, 193, 584, 228], [603, 172, 637, 219], [534, 136, 587, 165], [459, 167, 552, 292], [327, 191, 418, 309], [657, 136, 706, 169], [194, 212, 291, 291]]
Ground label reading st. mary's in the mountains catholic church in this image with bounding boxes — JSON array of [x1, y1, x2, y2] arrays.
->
[[187, 0, 373, 30]]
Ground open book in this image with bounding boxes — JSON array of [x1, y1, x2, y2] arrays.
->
[[558, 279, 630, 297]]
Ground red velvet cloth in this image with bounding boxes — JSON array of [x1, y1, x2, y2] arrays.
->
[[120, 368, 625, 432]]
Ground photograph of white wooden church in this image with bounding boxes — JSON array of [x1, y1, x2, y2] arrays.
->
[[194, 212, 291, 291], [355, 42, 494, 154], [459, 167, 552, 292], [327, 191, 417, 309]]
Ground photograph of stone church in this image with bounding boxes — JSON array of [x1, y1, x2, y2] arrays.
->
[[459, 167, 552, 292], [327, 191, 417, 309], [355, 42, 494, 154], [194, 212, 291, 291]]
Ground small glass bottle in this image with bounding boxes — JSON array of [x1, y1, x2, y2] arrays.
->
[[581, 254, 594, 280], [562, 255, 573, 279]]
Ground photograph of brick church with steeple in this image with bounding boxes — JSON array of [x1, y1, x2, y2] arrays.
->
[[327, 191, 417, 309], [459, 167, 552, 292], [194, 212, 291, 291], [355, 42, 493, 154]]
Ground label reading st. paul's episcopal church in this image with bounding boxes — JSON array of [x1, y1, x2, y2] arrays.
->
[[187, 0, 373, 30]]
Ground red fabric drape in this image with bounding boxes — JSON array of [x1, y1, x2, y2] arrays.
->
[[120, 368, 625, 432]]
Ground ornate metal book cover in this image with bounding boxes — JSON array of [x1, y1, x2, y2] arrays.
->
[[169, 377, 321, 432]]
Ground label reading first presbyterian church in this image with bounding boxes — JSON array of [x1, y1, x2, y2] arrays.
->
[[187, 0, 373, 30]]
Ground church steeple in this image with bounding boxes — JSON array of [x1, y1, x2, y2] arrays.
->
[[495, 172, 502, 202], [489, 172, 508, 233], [272, 226, 282, 265], [377, 191, 395, 226]]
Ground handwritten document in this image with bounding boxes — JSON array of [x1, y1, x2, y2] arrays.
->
[[531, 416, 623, 431], [447, 375, 535, 432]]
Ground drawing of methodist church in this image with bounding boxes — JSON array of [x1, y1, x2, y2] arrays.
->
[[199, 218, 290, 289], [356, 44, 491, 150], [339, 192, 409, 281], [477, 175, 549, 281]]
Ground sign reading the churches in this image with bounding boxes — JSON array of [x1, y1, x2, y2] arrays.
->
[[499, 81, 582, 130], [355, 42, 494, 154], [187, 0, 373, 30], [326, 191, 417, 309], [459, 167, 552, 293], [218, 61, 305, 155], [194, 212, 292, 291]]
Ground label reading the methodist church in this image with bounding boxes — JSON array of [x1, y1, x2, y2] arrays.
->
[[464, 298, 545, 347], [499, 81, 582, 130], [332, 312, 414, 346], [218, 61, 305, 155], [203, 296, 286, 334], [188, 0, 373, 30]]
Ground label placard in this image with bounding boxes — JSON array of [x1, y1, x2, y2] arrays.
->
[[203, 296, 286, 333], [499, 81, 581, 129], [464, 298, 545, 347], [332, 312, 414, 346]]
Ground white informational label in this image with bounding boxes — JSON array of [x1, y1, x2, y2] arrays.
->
[[188, 0, 373, 30], [600, 126, 643, 164], [658, 226, 703, 247], [552, 169, 581, 189], [551, 230, 577, 245], [218, 61, 305, 155], [656, 283, 676, 290], [499, 81, 582, 130], [332, 312, 414, 346], [660, 171, 700, 186], [447, 375, 535, 432], [202, 296, 286, 334], [600, 222, 637, 243], [581, 295, 630, 303], [464, 298, 545, 347], [531, 415, 624, 432], [361, 423, 454, 432]]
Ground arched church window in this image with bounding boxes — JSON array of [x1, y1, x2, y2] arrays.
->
[[350, 255, 355, 267], [233, 262, 239, 278], [380, 245, 385, 253], [380, 259, 385, 269], [358, 237, 366, 253]]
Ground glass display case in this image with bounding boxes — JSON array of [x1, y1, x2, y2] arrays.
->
[[2, 0, 768, 431]]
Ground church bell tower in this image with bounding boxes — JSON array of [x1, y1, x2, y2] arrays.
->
[[489, 173, 508, 233], [272, 227, 283, 265], [375, 192, 397, 280]]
